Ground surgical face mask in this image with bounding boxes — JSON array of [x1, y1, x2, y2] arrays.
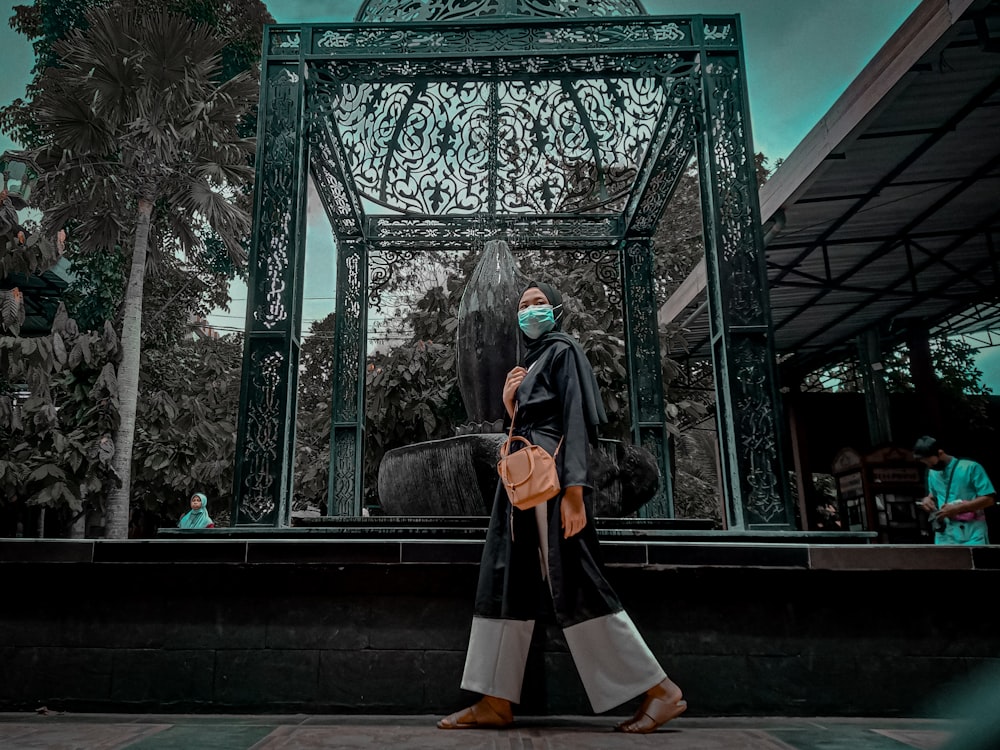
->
[[518, 304, 557, 339], [928, 459, 947, 472]]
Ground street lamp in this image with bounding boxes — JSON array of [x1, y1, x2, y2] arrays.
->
[[0, 150, 40, 209]]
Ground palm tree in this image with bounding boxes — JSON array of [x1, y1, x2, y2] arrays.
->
[[31, 8, 256, 538]]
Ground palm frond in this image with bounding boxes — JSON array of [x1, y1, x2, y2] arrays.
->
[[166, 176, 250, 260], [29, 5, 255, 272]]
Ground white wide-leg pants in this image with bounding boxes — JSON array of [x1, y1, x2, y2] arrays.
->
[[461, 505, 666, 713]]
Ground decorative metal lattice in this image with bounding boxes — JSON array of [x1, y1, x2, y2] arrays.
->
[[623, 237, 672, 515], [319, 74, 670, 219], [368, 249, 417, 309], [306, 20, 698, 58], [356, 0, 645, 23], [240, 346, 284, 522], [232, 61, 306, 527], [252, 67, 300, 331], [698, 52, 789, 527], [233, 9, 792, 531], [327, 240, 368, 515]]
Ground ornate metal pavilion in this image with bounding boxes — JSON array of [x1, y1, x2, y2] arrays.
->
[[232, 0, 794, 530]]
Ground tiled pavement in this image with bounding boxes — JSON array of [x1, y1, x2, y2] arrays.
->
[[0, 713, 986, 750]]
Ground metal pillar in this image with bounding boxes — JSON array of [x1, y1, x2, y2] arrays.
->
[[857, 329, 893, 447], [231, 52, 308, 526], [327, 240, 369, 516], [622, 237, 674, 517], [695, 30, 793, 529], [907, 328, 943, 436]]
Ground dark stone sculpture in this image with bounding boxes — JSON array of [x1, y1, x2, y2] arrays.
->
[[379, 434, 505, 516], [455, 239, 525, 431], [376, 237, 661, 517], [378, 436, 659, 516]]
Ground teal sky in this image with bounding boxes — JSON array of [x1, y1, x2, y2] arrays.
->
[[1, 0, 995, 390], [0, 0, 925, 165]]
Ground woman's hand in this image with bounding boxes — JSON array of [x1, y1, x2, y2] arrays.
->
[[561, 485, 587, 539], [502, 366, 527, 418]]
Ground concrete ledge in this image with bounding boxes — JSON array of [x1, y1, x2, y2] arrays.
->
[[2, 550, 998, 716], [3, 537, 990, 570], [809, 545, 976, 570]]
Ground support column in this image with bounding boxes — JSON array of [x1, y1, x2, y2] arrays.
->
[[857, 329, 893, 448], [327, 240, 368, 516], [696, 39, 792, 529], [622, 237, 673, 517], [786, 390, 816, 530], [232, 57, 308, 526], [907, 328, 943, 436]]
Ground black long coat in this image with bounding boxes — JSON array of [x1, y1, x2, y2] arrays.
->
[[473, 340, 623, 629]]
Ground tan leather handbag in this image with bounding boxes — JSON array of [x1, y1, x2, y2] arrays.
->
[[497, 409, 564, 510]]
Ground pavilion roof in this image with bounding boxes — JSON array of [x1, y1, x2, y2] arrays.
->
[[659, 0, 1000, 376]]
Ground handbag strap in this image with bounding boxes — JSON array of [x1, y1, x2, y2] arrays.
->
[[506, 402, 565, 457]]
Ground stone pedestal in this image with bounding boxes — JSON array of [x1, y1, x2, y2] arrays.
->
[[377, 436, 660, 516]]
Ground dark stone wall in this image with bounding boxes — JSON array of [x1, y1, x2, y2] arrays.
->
[[2, 542, 999, 717]]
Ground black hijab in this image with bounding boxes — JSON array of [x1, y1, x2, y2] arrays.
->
[[519, 281, 608, 437]]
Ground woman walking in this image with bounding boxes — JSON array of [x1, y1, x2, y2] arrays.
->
[[438, 281, 685, 734]]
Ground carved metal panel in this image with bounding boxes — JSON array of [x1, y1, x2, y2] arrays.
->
[[626, 75, 700, 235], [237, 12, 785, 527], [313, 20, 699, 57], [316, 71, 673, 220], [249, 65, 302, 334], [367, 215, 622, 250], [622, 237, 672, 516], [306, 122, 364, 240], [697, 47, 791, 528], [327, 240, 369, 516], [233, 58, 307, 526], [357, 0, 645, 23]]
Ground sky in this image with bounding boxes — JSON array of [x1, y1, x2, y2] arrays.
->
[[1, 0, 996, 389]]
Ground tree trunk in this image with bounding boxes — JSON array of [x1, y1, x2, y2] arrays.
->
[[105, 198, 153, 539]]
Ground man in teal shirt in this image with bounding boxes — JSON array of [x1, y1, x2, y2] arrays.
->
[[915, 436, 996, 545]]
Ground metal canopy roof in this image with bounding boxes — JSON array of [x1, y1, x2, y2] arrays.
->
[[659, 0, 1000, 376]]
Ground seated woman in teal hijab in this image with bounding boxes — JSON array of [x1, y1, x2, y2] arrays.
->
[[178, 493, 214, 529]]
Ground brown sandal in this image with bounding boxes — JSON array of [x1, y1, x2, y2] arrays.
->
[[616, 695, 687, 734], [437, 698, 514, 730]]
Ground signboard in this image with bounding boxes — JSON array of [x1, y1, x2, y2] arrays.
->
[[872, 467, 921, 484], [837, 472, 864, 498]]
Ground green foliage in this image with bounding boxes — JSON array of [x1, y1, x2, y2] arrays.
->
[[62, 246, 126, 331], [804, 336, 992, 399], [2, 0, 273, 149], [30, 9, 257, 257], [23, 7, 264, 535], [293, 314, 335, 511], [927, 336, 992, 399], [129, 335, 241, 531], [2, 159, 119, 531], [141, 255, 234, 351], [0, 303, 120, 517], [363, 287, 466, 506], [3, 0, 269, 342], [0, 221, 64, 280], [1, 1, 269, 533]]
